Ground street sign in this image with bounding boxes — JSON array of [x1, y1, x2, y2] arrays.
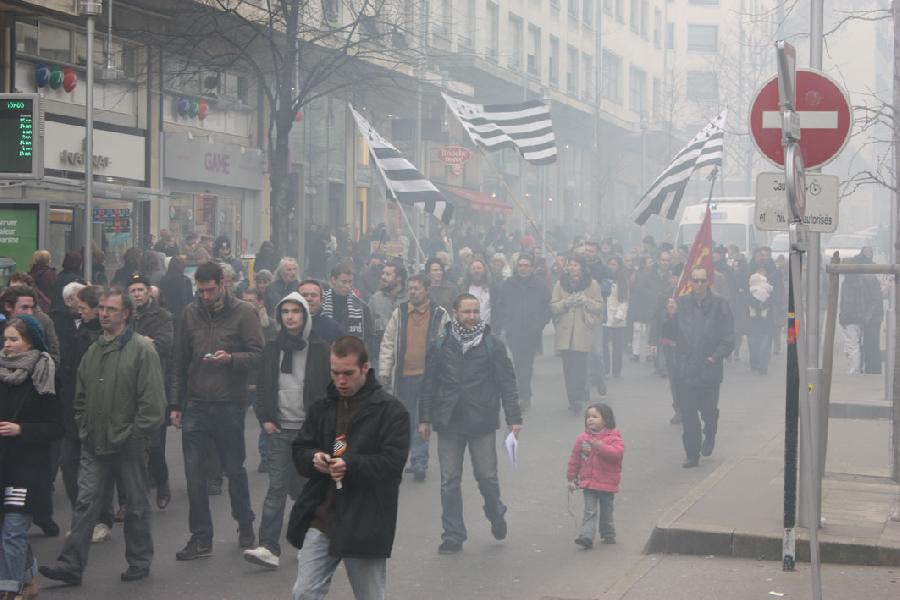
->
[[755, 172, 839, 232], [749, 69, 852, 169], [0, 93, 42, 180]]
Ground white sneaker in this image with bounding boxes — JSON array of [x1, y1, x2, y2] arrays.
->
[[91, 523, 111, 543], [242, 546, 279, 569]]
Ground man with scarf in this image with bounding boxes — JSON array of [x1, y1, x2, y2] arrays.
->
[[321, 263, 376, 354], [243, 292, 329, 570], [419, 293, 522, 555]]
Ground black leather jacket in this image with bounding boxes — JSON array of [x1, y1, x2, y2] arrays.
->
[[662, 293, 735, 386]]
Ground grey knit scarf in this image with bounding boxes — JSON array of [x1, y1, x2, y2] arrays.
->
[[0, 349, 55, 395]]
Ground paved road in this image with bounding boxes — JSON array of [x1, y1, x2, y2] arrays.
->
[[31, 342, 799, 599]]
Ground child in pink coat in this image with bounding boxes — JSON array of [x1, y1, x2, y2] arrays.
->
[[566, 403, 625, 548]]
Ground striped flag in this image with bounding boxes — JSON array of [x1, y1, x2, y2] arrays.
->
[[442, 93, 557, 165], [349, 105, 453, 224], [631, 110, 727, 225]]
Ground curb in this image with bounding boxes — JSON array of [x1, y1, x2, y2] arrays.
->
[[643, 457, 900, 566]]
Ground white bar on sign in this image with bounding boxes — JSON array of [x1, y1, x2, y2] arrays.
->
[[761, 111, 839, 129]]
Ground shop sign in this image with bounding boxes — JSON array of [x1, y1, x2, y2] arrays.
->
[[45, 121, 145, 182], [438, 146, 472, 175], [59, 147, 112, 169], [165, 133, 265, 191], [0, 206, 38, 272], [92, 207, 132, 233]]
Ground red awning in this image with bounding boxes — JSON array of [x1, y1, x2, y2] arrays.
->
[[439, 185, 513, 215]]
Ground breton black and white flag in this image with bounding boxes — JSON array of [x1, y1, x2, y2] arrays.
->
[[349, 105, 453, 224], [631, 110, 727, 225], [442, 93, 557, 165]]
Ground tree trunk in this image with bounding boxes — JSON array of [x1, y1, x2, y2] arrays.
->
[[892, 0, 900, 481]]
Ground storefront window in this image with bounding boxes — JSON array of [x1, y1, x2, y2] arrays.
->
[[169, 193, 243, 256]]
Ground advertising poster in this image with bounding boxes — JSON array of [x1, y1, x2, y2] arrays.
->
[[0, 205, 38, 272]]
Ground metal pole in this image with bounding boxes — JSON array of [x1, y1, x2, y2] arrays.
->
[[891, 0, 900, 483], [81, 1, 102, 283], [783, 239, 801, 571]]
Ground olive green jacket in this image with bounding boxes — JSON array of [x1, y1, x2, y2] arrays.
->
[[75, 328, 166, 456]]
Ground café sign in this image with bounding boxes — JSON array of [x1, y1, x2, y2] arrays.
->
[[438, 146, 472, 175]]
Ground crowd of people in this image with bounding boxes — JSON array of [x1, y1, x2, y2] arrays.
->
[[0, 221, 885, 599]]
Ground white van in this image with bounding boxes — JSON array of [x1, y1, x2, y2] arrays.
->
[[674, 198, 759, 257]]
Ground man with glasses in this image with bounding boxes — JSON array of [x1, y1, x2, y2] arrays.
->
[[663, 268, 734, 468], [40, 288, 166, 585], [170, 262, 264, 561]]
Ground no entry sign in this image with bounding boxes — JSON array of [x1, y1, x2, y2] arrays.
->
[[749, 69, 852, 169]]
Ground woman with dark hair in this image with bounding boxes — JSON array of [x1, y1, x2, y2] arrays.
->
[[158, 257, 194, 325], [28, 251, 56, 312], [254, 241, 279, 274], [425, 257, 458, 312], [0, 316, 63, 600], [111, 247, 143, 287], [603, 256, 630, 378], [551, 255, 604, 412]]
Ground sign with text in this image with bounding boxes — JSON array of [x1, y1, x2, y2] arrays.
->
[[92, 207, 132, 233], [0, 94, 42, 180], [437, 146, 472, 175], [165, 132, 266, 191], [754, 172, 839, 232], [0, 205, 39, 270]]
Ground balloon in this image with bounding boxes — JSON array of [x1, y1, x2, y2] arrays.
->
[[198, 100, 209, 121], [294, 110, 305, 122], [188, 100, 199, 118], [49, 65, 63, 89], [176, 97, 190, 116], [35, 64, 50, 88], [63, 68, 78, 93]]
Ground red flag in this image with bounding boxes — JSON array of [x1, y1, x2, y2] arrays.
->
[[675, 206, 715, 297]]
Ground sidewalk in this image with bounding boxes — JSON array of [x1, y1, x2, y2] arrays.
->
[[644, 368, 900, 567]]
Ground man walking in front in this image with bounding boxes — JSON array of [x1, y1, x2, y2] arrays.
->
[[40, 288, 166, 585], [243, 292, 330, 570], [663, 268, 735, 468], [379, 274, 449, 482], [420, 293, 522, 554], [288, 336, 409, 600], [170, 262, 265, 560]]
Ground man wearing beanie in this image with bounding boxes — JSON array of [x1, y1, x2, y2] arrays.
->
[[243, 292, 330, 569]]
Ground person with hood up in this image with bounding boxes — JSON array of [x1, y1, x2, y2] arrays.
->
[[243, 293, 331, 570], [213, 235, 245, 284]]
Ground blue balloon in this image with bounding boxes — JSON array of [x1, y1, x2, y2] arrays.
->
[[177, 97, 190, 116], [35, 64, 50, 88]]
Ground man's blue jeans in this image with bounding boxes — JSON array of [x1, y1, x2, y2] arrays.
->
[[258, 429, 305, 556], [396, 375, 428, 472], [292, 528, 386, 600], [437, 430, 506, 544], [182, 402, 255, 544], [0, 513, 34, 593]]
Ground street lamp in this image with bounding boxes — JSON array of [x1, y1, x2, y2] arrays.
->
[[78, 0, 102, 283]]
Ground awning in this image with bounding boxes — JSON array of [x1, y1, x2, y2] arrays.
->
[[438, 184, 513, 215]]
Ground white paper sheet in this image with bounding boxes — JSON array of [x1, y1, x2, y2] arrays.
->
[[504, 431, 518, 468]]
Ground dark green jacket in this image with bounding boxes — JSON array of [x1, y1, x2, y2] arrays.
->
[[75, 328, 166, 455]]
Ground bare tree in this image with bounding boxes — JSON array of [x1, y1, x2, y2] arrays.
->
[[124, 0, 433, 258]]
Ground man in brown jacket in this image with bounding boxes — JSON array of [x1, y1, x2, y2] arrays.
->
[[170, 262, 264, 561]]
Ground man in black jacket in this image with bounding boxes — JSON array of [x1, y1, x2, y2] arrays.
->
[[663, 268, 735, 468], [287, 336, 409, 599], [420, 293, 522, 555], [243, 292, 330, 570], [494, 253, 551, 410], [127, 274, 174, 510]]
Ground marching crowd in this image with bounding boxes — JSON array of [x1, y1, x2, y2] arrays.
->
[[0, 223, 885, 599]]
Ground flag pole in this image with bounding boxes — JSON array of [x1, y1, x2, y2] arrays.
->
[[392, 196, 427, 265], [476, 147, 554, 253], [705, 166, 719, 210]]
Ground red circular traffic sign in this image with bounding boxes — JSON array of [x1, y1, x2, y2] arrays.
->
[[749, 69, 852, 169]]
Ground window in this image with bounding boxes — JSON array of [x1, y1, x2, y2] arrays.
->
[[629, 0, 639, 32], [689, 0, 719, 5], [687, 24, 718, 52], [601, 51, 622, 104], [653, 9, 662, 47], [549, 35, 560, 86], [567, 45, 579, 94], [459, 0, 476, 47], [629, 65, 647, 114], [640, 0, 648, 38], [15, 22, 37, 55], [583, 0, 593, 26], [582, 54, 594, 100], [508, 14, 524, 70], [38, 24, 71, 62], [615, 0, 624, 22], [442, 0, 453, 38], [603, 0, 613, 15], [323, 0, 339, 22], [568, 0, 578, 19], [652, 77, 662, 118], [686, 71, 718, 101], [666, 22, 675, 49], [486, 2, 500, 60], [527, 24, 541, 76]]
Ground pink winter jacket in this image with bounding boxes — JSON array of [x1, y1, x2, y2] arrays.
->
[[566, 428, 625, 493]]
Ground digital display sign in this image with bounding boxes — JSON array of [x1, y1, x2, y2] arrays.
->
[[0, 94, 42, 180]]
